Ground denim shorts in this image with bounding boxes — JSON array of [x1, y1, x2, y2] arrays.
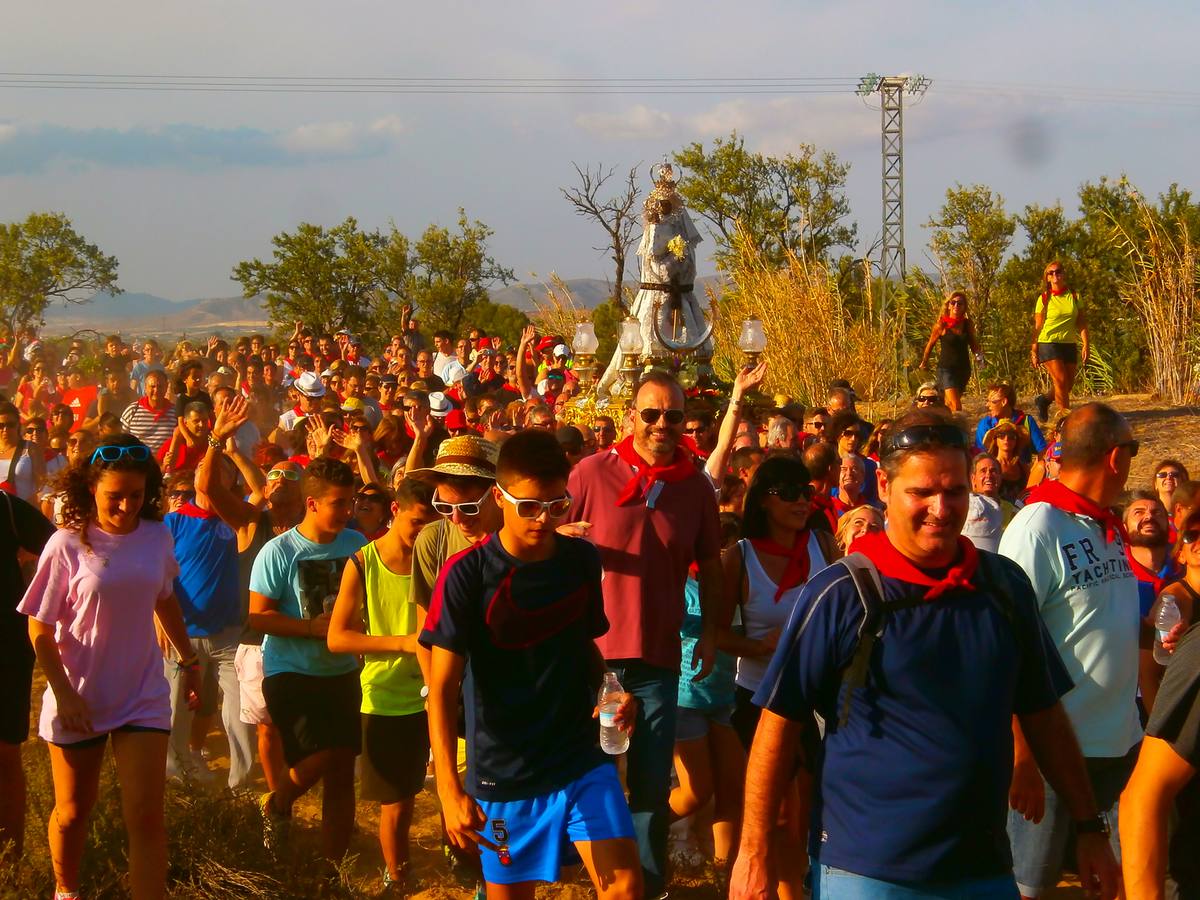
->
[[1007, 747, 1136, 897], [812, 863, 1018, 900], [675, 704, 734, 742]]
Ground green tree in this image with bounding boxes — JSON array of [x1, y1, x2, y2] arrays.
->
[[464, 300, 529, 347], [0, 212, 120, 336], [232, 217, 393, 335], [673, 132, 856, 265], [924, 184, 1016, 343], [405, 211, 514, 335], [232, 211, 511, 339], [589, 298, 624, 369]]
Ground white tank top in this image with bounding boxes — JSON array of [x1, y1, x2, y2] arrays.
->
[[735, 534, 826, 692]]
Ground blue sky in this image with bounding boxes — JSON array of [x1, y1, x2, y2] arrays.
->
[[1, 0, 1197, 300]]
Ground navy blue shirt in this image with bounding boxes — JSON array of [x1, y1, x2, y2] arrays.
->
[[420, 533, 610, 801], [755, 551, 1072, 883]]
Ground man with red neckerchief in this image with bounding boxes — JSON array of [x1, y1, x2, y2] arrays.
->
[[1000, 402, 1143, 900], [567, 370, 721, 898], [733, 408, 1119, 900]]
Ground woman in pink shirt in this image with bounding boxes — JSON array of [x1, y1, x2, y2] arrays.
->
[[19, 433, 200, 900]]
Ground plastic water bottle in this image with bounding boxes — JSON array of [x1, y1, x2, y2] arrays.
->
[[598, 671, 629, 755], [1155, 594, 1182, 665]]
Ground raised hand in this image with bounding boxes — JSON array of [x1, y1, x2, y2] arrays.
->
[[519, 324, 537, 346], [212, 394, 249, 442], [733, 361, 767, 399]]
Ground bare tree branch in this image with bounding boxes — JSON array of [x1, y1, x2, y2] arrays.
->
[[561, 162, 642, 311]]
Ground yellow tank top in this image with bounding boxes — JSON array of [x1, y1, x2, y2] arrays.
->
[[359, 541, 425, 716], [1035, 291, 1080, 344]]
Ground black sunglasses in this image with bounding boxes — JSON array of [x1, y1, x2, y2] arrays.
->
[[883, 425, 969, 457], [638, 408, 684, 426], [915, 395, 939, 405], [1181, 530, 1200, 545], [766, 483, 815, 503]]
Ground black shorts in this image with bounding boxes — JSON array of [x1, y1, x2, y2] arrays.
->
[[1037, 342, 1078, 364], [262, 670, 362, 767], [732, 685, 816, 773], [360, 711, 430, 803], [937, 366, 970, 393], [50, 723, 169, 750], [0, 647, 35, 745]]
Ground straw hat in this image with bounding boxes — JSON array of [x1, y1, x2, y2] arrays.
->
[[410, 435, 499, 481], [983, 420, 1030, 455]]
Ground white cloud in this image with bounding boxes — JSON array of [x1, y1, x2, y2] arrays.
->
[[0, 123, 16, 143], [368, 115, 405, 138], [574, 104, 675, 140], [277, 121, 360, 155]]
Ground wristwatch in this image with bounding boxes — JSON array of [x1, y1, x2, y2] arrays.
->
[[1075, 814, 1110, 836]]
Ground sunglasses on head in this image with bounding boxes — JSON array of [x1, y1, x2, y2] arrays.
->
[[267, 468, 301, 481], [90, 444, 151, 464], [432, 487, 492, 518], [637, 408, 684, 426], [766, 483, 815, 503], [496, 484, 573, 520], [883, 425, 969, 457]]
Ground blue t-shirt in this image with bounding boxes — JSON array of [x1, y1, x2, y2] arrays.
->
[[419, 533, 610, 801], [754, 552, 1072, 884], [129, 360, 165, 395], [166, 503, 241, 638], [249, 526, 366, 678], [678, 577, 736, 711]]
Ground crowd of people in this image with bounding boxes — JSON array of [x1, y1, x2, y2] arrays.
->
[[0, 266, 1198, 900]]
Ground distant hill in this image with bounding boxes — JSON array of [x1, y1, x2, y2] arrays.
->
[[39, 275, 724, 336], [493, 275, 724, 312]]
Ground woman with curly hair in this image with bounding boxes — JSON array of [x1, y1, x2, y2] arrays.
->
[[18, 433, 201, 900], [918, 291, 981, 412]]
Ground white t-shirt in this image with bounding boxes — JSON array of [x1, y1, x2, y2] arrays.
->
[[962, 494, 1003, 553], [999, 502, 1142, 757]]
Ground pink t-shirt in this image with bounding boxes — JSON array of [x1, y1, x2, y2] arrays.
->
[[18, 520, 179, 744], [567, 449, 721, 669]]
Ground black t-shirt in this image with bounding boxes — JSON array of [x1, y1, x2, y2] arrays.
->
[[0, 492, 56, 654], [420, 533, 609, 800], [176, 389, 214, 419], [1147, 623, 1200, 894]]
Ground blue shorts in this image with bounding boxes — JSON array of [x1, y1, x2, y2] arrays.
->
[[477, 762, 635, 885]]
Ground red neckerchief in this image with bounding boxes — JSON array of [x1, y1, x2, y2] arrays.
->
[[1051, 287, 1067, 296], [850, 530, 980, 600], [750, 531, 812, 601], [612, 437, 694, 507], [1025, 479, 1128, 545], [1126, 550, 1173, 595], [137, 396, 170, 422], [940, 315, 965, 329], [810, 492, 838, 531]]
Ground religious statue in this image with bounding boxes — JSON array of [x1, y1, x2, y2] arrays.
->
[[596, 163, 714, 399]]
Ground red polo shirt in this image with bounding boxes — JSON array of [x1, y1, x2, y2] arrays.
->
[[567, 448, 721, 669]]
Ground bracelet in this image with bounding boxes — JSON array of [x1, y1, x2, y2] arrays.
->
[[206, 434, 223, 450], [178, 653, 200, 669]]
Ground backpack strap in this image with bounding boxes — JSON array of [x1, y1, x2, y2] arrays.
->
[[834, 552, 926, 730]]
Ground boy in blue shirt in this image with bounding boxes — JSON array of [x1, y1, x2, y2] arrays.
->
[[249, 456, 365, 863], [421, 429, 640, 898]]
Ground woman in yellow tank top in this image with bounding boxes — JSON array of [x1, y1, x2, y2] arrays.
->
[[1030, 260, 1089, 421]]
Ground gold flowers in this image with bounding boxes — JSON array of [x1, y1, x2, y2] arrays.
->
[[667, 235, 687, 260]]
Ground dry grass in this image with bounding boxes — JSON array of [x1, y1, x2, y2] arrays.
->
[[526, 274, 591, 341], [1106, 185, 1200, 405], [712, 230, 907, 412]]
